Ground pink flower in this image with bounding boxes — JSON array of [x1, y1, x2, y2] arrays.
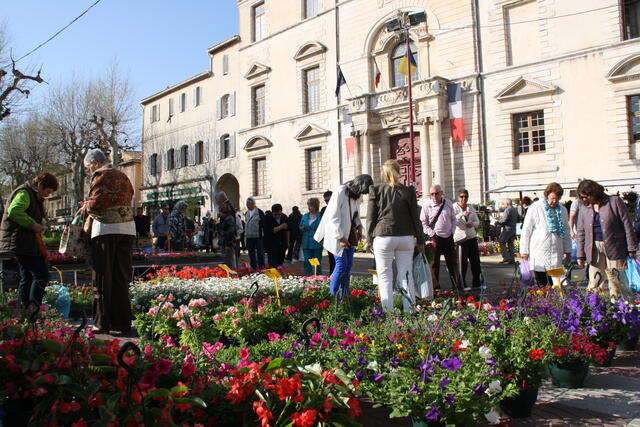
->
[[239, 347, 250, 360], [268, 332, 281, 341], [147, 307, 158, 316], [181, 361, 196, 377], [327, 328, 337, 337], [311, 333, 321, 344], [176, 320, 190, 330], [232, 318, 240, 325], [190, 317, 202, 328], [156, 358, 173, 374], [213, 314, 223, 322], [225, 306, 238, 316], [144, 345, 153, 357], [321, 340, 329, 349], [203, 342, 224, 357], [188, 298, 208, 308]]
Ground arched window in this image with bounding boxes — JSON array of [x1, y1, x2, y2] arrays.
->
[[391, 41, 419, 88]]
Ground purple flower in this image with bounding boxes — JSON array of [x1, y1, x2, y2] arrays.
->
[[282, 351, 293, 359], [425, 404, 441, 421], [355, 370, 364, 380], [588, 293, 599, 308], [408, 382, 420, 394], [473, 384, 486, 395], [372, 373, 384, 383], [442, 357, 462, 371], [439, 376, 451, 391], [444, 394, 455, 406], [357, 356, 367, 366], [389, 358, 400, 368]]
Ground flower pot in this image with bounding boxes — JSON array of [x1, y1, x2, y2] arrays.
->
[[591, 347, 616, 367], [618, 335, 639, 351], [500, 385, 539, 418], [548, 361, 589, 388]]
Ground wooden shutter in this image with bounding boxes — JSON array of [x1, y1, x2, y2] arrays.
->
[[230, 91, 236, 117], [204, 139, 210, 163], [157, 152, 162, 173], [222, 54, 229, 75], [189, 144, 196, 165], [194, 143, 201, 165], [215, 137, 220, 161], [230, 134, 236, 157], [216, 97, 222, 120]]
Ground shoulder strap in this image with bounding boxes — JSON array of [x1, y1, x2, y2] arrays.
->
[[429, 200, 446, 230]]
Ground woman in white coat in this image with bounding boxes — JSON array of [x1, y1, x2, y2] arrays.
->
[[314, 174, 373, 295], [519, 182, 572, 286]]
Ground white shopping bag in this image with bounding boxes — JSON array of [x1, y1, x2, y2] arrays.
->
[[413, 253, 433, 299]]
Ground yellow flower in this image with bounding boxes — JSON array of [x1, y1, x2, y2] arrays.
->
[[418, 348, 426, 355], [396, 344, 403, 350]]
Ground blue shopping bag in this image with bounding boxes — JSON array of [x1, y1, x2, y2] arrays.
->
[[571, 239, 578, 262], [626, 257, 640, 293], [52, 285, 71, 318]]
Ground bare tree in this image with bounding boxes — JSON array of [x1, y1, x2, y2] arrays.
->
[[46, 63, 138, 207], [0, 24, 45, 121], [0, 114, 61, 187]]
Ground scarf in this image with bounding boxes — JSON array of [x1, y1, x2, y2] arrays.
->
[[543, 199, 564, 237]]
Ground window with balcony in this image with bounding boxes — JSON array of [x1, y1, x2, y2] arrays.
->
[[253, 2, 266, 42], [304, 66, 320, 113], [252, 84, 266, 126], [513, 111, 546, 154], [254, 157, 267, 195], [391, 41, 419, 88]]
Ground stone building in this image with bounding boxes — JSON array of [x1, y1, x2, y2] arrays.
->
[[140, 0, 640, 213]]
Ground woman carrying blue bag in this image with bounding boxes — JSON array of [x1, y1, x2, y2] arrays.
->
[[299, 198, 323, 276]]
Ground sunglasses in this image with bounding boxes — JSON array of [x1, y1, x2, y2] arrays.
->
[[579, 194, 589, 200], [459, 195, 468, 199]]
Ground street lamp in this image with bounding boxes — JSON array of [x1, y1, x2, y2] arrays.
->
[[385, 11, 427, 187]]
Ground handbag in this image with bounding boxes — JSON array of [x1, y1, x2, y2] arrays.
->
[[347, 200, 361, 246], [59, 212, 90, 258], [519, 258, 534, 286], [413, 253, 434, 299], [626, 257, 640, 293]]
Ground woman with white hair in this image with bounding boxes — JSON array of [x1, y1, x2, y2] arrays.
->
[[82, 148, 135, 334]]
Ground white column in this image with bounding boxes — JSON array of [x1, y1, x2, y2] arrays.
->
[[353, 131, 362, 176], [362, 130, 371, 176], [432, 116, 445, 193], [419, 120, 432, 197]]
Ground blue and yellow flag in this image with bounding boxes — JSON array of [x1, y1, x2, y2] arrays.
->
[[397, 49, 417, 76]]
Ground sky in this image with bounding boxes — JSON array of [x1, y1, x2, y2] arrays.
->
[[2, 0, 239, 118]]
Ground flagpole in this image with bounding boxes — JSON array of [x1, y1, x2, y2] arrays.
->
[[406, 31, 416, 186]]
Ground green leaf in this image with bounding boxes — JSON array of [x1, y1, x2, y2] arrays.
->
[[90, 353, 112, 364], [147, 388, 171, 399], [173, 397, 207, 408], [266, 357, 287, 370], [170, 384, 189, 395], [40, 339, 65, 354]]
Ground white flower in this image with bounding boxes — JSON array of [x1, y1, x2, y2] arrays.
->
[[427, 314, 438, 322], [484, 408, 502, 424], [489, 325, 499, 331], [478, 345, 492, 359], [482, 303, 493, 310], [523, 316, 532, 324], [485, 380, 502, 396], [367, 361, 379, 371], [451, 310, 459, 317], [459, 340, 470, 349]]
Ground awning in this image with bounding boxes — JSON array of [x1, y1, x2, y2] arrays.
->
[[141, 196, 205, 206], [488, 178, 640, 194]]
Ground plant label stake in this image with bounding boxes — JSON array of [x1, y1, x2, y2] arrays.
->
[[219, 263, 236, 286], [368, 269, 380, 299], [263, 268, 282, 307], [309, 258, 320, 277]]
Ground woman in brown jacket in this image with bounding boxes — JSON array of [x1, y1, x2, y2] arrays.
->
[[576, 179, 637, 296], [82, 149, 135, 334], [365, 160, 425, 312]]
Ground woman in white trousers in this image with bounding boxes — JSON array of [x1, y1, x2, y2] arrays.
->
[[365, 160, 425, 312]]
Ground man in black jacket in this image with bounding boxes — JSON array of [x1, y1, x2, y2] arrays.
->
[[286, 206, 302, 261], [263, 204, 288, 268]]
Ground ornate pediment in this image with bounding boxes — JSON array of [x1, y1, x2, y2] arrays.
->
[[244, 135, 273, 151], [607, 54, 640, 83], [244, 63, 271, 80], [294, 41, 327, 61], [294, 123, 330, 141], [495, 77, 557, 102]]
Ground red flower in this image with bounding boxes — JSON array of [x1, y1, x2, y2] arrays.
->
[[71, 419, 88, 427], [347, 398, 362, 418], [291, 409, 318, 427], [323, 396, 333, 413], [181, 361, 196, 377], [253, 400, 274, 427], [240, 347, 250, 360], [316, 300, 330, 309], [274, 374, 302, 400], [528, 349, 545, 360]]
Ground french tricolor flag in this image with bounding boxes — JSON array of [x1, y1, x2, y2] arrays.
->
[[447, 83, 465, 145]]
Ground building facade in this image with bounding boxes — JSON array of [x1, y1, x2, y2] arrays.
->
[[140, 0, 640, 212]]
